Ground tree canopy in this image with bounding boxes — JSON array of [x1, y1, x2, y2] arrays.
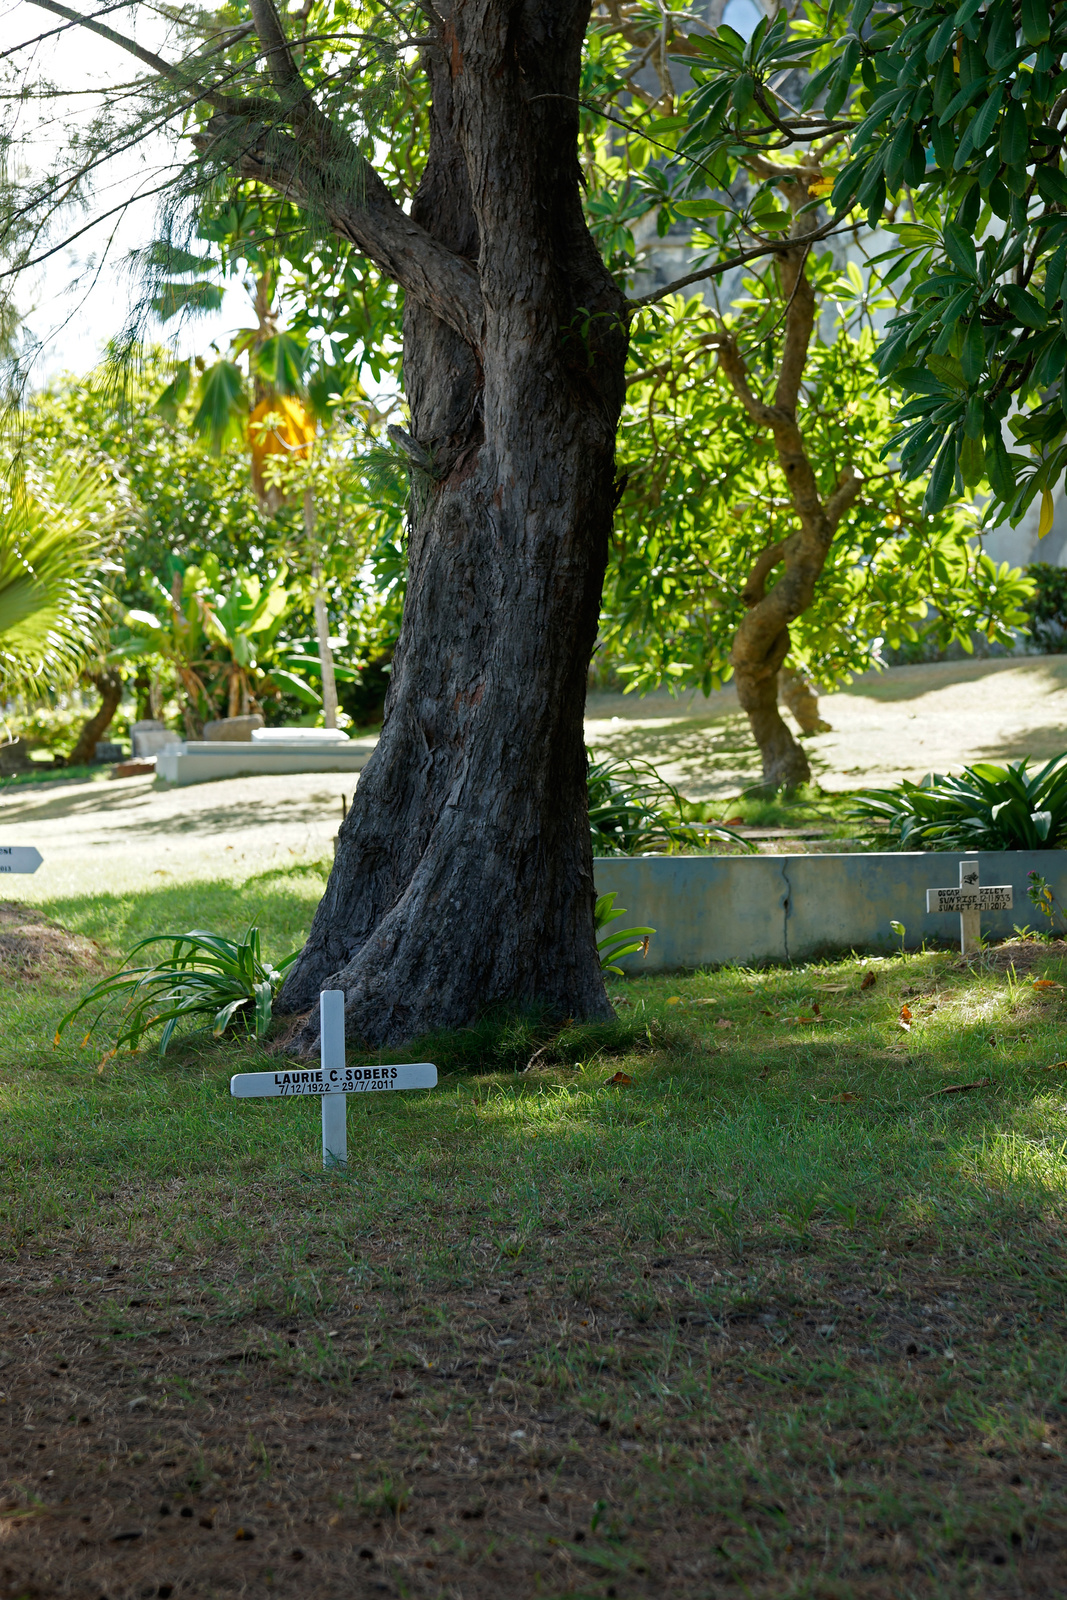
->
[[2, 0, 1059, 1036], [605, 279, 1033, 698]]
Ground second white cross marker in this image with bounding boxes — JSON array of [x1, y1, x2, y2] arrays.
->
[[230, 990, 437, 1167], [925, 857, 1012, 956]]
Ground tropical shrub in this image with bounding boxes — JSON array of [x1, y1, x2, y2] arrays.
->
[[0, 461, 119, 698], [588, 752, 747, 856], [57, 926, 297, 1058], [605, 297, 1033, 701], [115, 557, 351, 734], [852, 757, 1067, 853]]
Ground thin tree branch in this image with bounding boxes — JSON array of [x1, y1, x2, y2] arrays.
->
[[0, 0, 132, 63], [741, 541, 786, 606], [628, 220, 845, 309], [23, 0, 276, 117], [825, 467, 862, 530], [0, 172, 182, 279], [193, 115, 483, 348], [25, 0, 183, 83], [248, 0, 304, 95], [17, 0, 483, 350], [773, 250, 816, 413]]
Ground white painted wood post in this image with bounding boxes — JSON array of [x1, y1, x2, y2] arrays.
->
[[319, 989, 347, 1167], [925, 855, 1012, 955], [959, 857, 981, 957]]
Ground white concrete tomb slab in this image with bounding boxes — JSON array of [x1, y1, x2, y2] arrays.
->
[[156, 732, 375, 786]]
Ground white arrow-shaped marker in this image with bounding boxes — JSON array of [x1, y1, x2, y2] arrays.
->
[[0, 846, 43, 874]]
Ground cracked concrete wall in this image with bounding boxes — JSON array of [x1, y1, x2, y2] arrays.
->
[[594, 852, 1067, 970]]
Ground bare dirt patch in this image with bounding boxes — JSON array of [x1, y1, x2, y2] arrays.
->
[[0, 903, 108, 982], [977, 938, 1067, 975], [0, 1223, 1064, 1599]]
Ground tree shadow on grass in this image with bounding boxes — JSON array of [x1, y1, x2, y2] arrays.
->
[[834, 655, 1067, 704], [587, 712, 764, 795], [0, 782, 347, 835], [6, 1011, 1067, 1244], [36, 865, 327, 963]]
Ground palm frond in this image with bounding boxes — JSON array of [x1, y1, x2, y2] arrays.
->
[[0, 459, 120, 697]]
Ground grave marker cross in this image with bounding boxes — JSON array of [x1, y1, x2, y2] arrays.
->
[[925, 857, 1012, 956], [0, 846, 42, 874], [230, 990, 437, 1167]]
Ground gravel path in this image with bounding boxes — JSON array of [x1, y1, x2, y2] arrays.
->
[[4, 656, 1067, 899], [586, 655, 1067, 799]]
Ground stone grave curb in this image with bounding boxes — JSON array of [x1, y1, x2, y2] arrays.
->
[[593, 850, 1067, 971]]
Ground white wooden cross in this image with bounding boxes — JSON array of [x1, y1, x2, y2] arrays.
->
[[925, 857, 1012, 956], [230, 990, 437, 1167], [0, 846, 42, 874]]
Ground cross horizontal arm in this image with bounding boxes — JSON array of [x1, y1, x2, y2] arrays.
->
[[926, 887, 1013, 913], [230, 1063, 437, 1097]]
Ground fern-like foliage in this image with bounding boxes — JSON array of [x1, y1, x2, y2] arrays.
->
[[0, 461, 120, 698]]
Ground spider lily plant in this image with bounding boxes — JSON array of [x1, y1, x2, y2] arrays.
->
[[56, 926, 298, 1058]]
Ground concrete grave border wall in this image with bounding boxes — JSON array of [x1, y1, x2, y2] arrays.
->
[[593, 851, 1067, 971]]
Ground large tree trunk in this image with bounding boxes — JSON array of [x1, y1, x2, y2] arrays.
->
[[735, 656, 812, 790], [68, 668, 123, 767], [278, 4, 628, 1047], [730, 561, 810, 789]]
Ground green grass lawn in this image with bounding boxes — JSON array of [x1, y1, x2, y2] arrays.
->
[[1, 868, 1066, 1598]]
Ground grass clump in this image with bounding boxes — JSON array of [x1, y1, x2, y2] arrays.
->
[[56, 924, 298, 1057]]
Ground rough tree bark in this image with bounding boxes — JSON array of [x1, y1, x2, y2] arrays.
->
[[715, 183, 860, 791], [68, 668, 124, 767], [255, 1, 629, 1045]]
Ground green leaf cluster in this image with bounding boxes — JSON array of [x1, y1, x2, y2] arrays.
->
[[852, 754, 1067, 851], [666, 0, 1067, 525], [56, 926, 298, 1058], [601, 286, 1033, 696]]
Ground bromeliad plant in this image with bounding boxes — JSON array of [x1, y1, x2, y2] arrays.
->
[[56, 926, 297, 1058], [852, 756, 1067, 853]]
